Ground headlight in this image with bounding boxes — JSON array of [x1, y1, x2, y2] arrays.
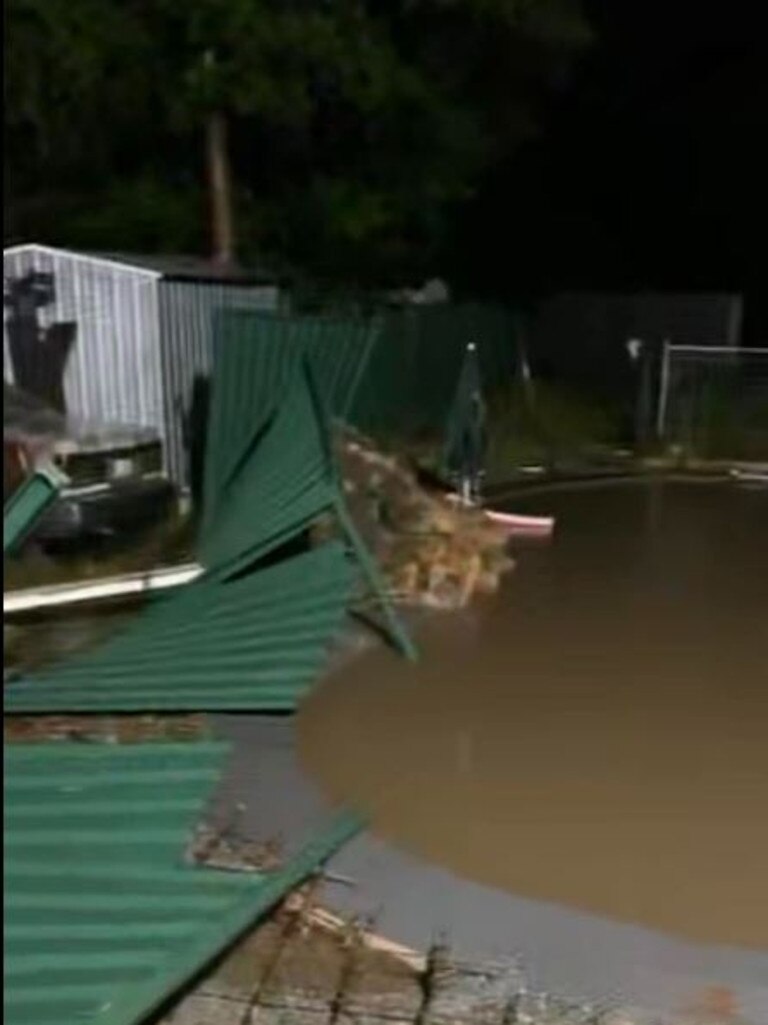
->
[[110, 457, 135, 479]]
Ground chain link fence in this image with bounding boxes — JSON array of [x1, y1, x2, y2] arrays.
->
[[657, 345, 768, 462]]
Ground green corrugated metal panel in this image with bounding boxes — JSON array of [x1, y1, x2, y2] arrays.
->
[[204, 308, 377, 525], [198, 358, 338, 581], [350, 303, 518, 441], [4, 741, 363, 1025], [196, 350, 415, 661], [200, 354, 415, 660], [332, 495, 418, 663], [4, 358, 416, 713], [157, 280, 280, 487], [4, 541, 356, 712], [3, 467, 66, 554]]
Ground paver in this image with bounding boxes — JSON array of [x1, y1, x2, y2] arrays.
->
[[199, 921, 289, 1002], [339, 943, 423, 1022], [422, 950, 524, 1025], [258, 922, 348, 1015], [163, 992, 247, 1025]]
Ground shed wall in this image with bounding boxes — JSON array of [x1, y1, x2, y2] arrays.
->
[[3, 247, 164, 437], [158, 280, 280, 486]]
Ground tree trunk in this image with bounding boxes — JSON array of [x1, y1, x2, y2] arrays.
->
[[206, 109, 235, 268]]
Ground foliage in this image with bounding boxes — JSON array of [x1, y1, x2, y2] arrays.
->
[[5, 0, 590, 282], [353, 378, 624, 484], [673, 381, 768, 462], [485, 379, 623, 478]]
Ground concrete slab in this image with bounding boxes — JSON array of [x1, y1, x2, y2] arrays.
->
[[208, 714, 768, 1023], [163, 992, 246, 1025], [209, 716, 337, 861]]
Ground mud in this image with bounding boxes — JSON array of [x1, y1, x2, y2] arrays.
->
[[299, 481, 768, 949]]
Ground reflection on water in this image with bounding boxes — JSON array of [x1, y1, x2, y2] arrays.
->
[[299, 481, 768, 948]]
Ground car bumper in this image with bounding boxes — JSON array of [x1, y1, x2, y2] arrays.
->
[[35, 476, 177, 542]]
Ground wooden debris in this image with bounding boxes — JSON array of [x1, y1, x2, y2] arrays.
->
[[336, 427, 515, 611], [187, 821, 284, 873], [3, 713, 209, 744], [157, 892, 675, 1025]]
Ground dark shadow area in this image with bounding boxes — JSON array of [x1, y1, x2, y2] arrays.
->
[[5, 271, 76, 415], [183, 374, 211, 517], [225, 528, 312, 583]]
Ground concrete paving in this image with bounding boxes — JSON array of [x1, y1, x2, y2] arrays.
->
[[210, 714, 768, 1023]]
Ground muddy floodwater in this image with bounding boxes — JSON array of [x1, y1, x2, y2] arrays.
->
[[299, 480, 768, 950]]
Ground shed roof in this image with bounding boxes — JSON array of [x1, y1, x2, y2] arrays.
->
[[91, 251, 277, 285], [3, 244, 277, 286]]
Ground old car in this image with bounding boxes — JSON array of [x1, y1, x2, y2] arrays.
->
[[4, 383, 176, 547]]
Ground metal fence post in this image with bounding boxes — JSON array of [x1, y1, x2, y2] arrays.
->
[[656, 339, 671, 440]]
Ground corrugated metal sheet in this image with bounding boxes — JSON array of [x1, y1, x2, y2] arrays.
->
[[203, 308, 377, 517], [3, 245, 282, 488], [200, 352, 416, 660], [4, 741, 363, 1025], [5, 354, 416, 711], [199, 360, 336, 579], [3, 540, 356, 712], [350, 303, 517, 442], [158, 280, 279, 487], [3, 245, 165, 437], [199, 347, 416, 660], [3, 468, 66, 554]]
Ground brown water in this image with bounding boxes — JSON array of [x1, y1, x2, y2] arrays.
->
[[299, 480, 768, 949]]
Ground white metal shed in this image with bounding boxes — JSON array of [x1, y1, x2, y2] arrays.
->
[[3, 244, 280, 486]]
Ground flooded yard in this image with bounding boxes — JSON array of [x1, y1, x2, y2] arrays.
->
[[299, 480, 768, 949]]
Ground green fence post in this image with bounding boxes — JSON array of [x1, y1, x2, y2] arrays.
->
[[3, 464, 68, 555]]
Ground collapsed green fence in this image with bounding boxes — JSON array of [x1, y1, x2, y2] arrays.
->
[[4, 358, 415, 715], [4, 741, 363, 1025], [207, 302, 519, 467], [204, 308, 380, 519]]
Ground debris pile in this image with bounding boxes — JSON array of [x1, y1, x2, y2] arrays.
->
[[3, 713, 208, 744], [331, 428, 515, 610]]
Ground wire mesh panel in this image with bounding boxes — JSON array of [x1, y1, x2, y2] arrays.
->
[[658, 346, 768, 461]]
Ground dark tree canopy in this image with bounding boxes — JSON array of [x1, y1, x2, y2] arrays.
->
[[5, 0, 590, 286]]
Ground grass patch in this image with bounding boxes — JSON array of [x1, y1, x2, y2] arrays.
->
[[485, 381, 625, 481]]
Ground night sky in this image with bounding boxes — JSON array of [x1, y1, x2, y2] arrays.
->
[[455, 1, 766, 336]]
